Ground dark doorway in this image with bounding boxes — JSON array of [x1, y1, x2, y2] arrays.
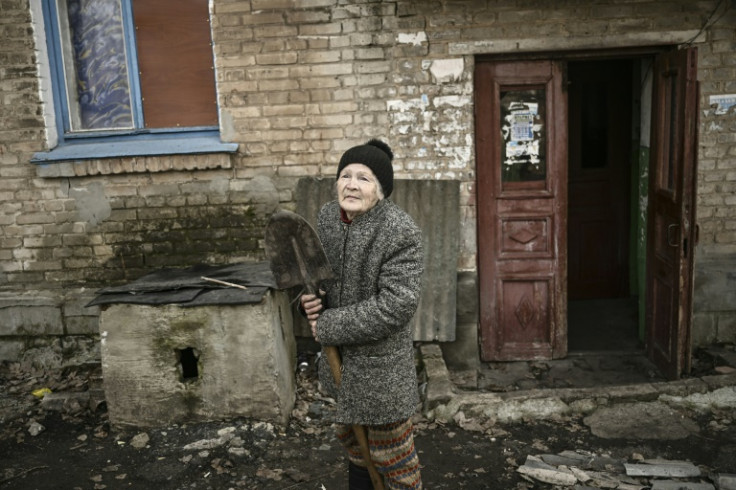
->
[[567, 59, 640, 352]]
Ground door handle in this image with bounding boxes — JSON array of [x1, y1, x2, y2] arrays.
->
[[667, 223, 679, 247]]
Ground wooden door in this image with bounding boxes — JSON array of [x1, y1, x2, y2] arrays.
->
[[646, 48, 699, 380], [475, 60, 568, 361], [567, 61, 632, 300]]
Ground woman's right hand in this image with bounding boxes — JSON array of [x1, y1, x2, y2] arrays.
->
[[300, 293, 323, 320]]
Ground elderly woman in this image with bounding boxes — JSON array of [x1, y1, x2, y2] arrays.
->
[[300, 139, 424, 489]]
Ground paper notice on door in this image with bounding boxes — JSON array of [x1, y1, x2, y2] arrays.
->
[[509, 103, 537, 141]]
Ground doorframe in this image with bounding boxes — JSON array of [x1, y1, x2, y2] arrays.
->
[[474, 45, 696, 373]]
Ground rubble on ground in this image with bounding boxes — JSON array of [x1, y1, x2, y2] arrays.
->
[[1, 353, 735, 489], [516, 450, 736, 490]]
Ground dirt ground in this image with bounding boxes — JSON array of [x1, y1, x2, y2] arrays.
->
[[1, 358, 735, 490]]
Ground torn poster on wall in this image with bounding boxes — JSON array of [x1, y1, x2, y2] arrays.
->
[[709, 94, 736, 115]]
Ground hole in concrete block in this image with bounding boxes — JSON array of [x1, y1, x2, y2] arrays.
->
[[176, 347, 199, 382]]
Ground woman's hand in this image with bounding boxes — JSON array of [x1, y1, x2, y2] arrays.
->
[[300, 292, 324, 341]]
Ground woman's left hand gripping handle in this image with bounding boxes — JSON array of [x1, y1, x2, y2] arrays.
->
[[300, 290, 325, 342]]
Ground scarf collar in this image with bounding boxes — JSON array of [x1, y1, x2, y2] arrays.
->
[[340, 207, 353, 224]]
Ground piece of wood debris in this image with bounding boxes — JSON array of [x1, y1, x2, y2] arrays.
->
[[584, 469, 625, 489], [521, 455, 557, 471], [624, 461, 701, 478], [616, 483, 648, 490], [718, 474, 736, 490], [568, 466, 591, 483], [517, 455, 578, 486], [541, 451, 595, 467], [650, 481, 715, 490]]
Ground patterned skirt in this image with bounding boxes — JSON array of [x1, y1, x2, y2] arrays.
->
[[336, 419, 422, 489]]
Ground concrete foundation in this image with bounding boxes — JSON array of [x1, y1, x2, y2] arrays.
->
[[99, 289, 296, 427], [693, 256, 736, 346], [0, 290, 100, 368], [441, 271, 481, 371]]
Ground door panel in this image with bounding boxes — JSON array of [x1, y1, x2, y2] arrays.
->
[[475, 60, 568, 361], [646, 48, 699, 380], [567, 61, 632, 299], [498, 278, 552, 357]]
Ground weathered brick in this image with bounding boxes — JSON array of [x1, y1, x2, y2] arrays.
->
[[15, 212, 55, 225], [355, 60, 390, 74], [256, 52, 298, 65], [243, 12, 284, 25], [299, 22, 342, 36], [253, 24, 298, 38], [289, 62, 353, 78], [298, 77, 342, 89], [263, 104, 305, 117], [355, 47, 385, 60], [300, 50, 342, 64], [213, 2, 252, 14], [272, 116, 308, 129], [286, 10, 330, 24], [307, 114, 353, 127], [320, 101, 359, 114], [23, 236, 61, 248]]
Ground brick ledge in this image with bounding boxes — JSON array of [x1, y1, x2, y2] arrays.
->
[[34, 153, 233, 178]]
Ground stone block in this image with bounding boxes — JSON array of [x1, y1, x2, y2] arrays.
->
[[0, 292, 63, 336], [65, 316, 99, 336], [717, 312, 736, 343], [718, 474, 736, 490], [420, 344, 455, 409], [456, 271, 478, 324], [0, 338, 25, 362], [693, 258, 736, 311], [99, 289, 296, 427], [440, 322, 480, 371], [692, 312, 718, 347]]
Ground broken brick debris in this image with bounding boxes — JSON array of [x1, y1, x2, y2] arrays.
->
[[517, 451, 727, 489]]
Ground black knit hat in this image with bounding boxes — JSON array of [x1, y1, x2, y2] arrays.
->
[[336, 139, 394, 198]]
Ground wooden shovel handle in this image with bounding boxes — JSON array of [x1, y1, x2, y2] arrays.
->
[[324, 345, 343, 386], [352, 424, 385, 489], [323, 346, 384, 490]]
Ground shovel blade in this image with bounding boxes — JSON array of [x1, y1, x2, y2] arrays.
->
[[264, 210, 334, 292]]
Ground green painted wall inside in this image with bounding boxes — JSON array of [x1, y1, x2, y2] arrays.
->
[[634, 146, 649, 341]]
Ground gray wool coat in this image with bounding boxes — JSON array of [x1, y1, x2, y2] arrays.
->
[[315, 198, 423, 426]]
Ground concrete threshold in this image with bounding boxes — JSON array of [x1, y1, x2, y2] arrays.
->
[[420, 344, 736, 423]]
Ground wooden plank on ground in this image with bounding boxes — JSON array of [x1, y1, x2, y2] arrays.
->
[[624, 462, 701, 478], [650, 481, 714, 490]]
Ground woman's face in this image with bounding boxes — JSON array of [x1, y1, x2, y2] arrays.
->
[[337, 163, 383, 220]]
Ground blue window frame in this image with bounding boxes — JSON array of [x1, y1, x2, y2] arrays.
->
[[33, 0, 236, 163]]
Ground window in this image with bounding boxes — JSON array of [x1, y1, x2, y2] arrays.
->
[[34, 0, 235, 162], [500, 88, 547, 184]]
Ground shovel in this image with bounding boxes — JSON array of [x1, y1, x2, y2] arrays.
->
[[264, 210, 385, 490]]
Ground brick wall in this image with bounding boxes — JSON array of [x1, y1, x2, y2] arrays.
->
[[691, 4, 736, 345], [1, 0, 734, 364], [697, 5, 736, 251]]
